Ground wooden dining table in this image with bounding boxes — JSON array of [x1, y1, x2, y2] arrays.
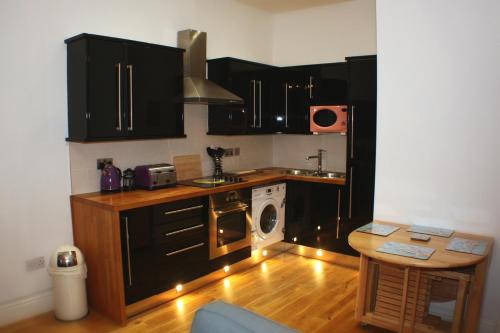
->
[[348, 221, 493, 333]]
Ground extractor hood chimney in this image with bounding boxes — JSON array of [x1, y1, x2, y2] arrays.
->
[[177, 29, 243, 105]]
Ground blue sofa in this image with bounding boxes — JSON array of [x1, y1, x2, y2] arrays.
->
[[191, 301, 299, 333]]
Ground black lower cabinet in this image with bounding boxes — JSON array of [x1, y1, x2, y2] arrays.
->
[[284, 181, 352, 255], [120, 196, 252, 305], [120, 197, 209, 305], [120, 207, 157, 304]]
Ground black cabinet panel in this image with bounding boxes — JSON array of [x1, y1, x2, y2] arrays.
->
[[345, 56, 377, 234], [120, 207, 156, 304], [207, 58, 275, 135], [284, 181, 351, 254], [125, 44, 184, 138], [120, 196, 209, 305], [86, 38, 125, 139], [65, 34, 184, 142]]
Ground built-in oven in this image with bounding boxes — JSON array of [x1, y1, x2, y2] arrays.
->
[[209, 188, 252, 259]]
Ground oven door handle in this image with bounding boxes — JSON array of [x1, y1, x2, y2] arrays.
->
[[215, 204, 248, 216]]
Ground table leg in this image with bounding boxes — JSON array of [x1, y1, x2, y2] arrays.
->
[[355, 254, 369, 321], [463, 258, 489, 333]]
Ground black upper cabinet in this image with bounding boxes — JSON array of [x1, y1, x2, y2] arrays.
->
[[207, 58, 274, 135], [311, 63, 348, 106], [65, 34, 185, 142], [272, 67, 310, 134], [207, 57, 349, 135], [345, 56, 377, 232]]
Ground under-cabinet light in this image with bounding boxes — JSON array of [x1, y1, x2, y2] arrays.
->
[[219, 229, 224, 234], [176, 299, 184, 310], [262, 250, 268, 257], [316, 249, 323, 257], [317, 225, 321, 231], [176, 284, 183, 292], [292, 237, 297, 242], [223, 265, 230, 273]]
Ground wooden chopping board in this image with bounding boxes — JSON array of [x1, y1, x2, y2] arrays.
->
[[173, 154, 202, 181]]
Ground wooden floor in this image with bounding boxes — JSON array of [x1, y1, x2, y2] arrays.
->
[[1, 253, 389, 333]]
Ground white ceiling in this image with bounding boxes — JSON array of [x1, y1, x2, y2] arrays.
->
[[234, 0, 350, 13]]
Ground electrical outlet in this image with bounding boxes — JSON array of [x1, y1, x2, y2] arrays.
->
[[234, 147, 240, 156], [97, 158, 113, 170], [26, 256, 45, 271], [224, 148, 234, 157]]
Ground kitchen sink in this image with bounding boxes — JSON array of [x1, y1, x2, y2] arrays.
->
[[313, 171, 346, 179], [284, 169, 314, 176], [283, 169, 345, 179]]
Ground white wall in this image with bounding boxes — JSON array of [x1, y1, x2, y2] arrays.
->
[[70, 106, 274, 194], [0, 0, 273, 325], [273, 134, 347, 172], [376, 0, 500, 331], [272, 0, 377, 66]]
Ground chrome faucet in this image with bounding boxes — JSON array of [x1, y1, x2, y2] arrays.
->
[[306, 149, 326, 174]]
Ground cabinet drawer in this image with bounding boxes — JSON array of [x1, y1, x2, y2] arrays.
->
[[154, 222, 206, 246], [153, 197, 205, 225]]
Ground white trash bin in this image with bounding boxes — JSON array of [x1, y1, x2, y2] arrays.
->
[[48, 245, 88, 321]]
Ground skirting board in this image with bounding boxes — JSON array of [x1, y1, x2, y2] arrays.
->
[[0, 290, 53, 327]]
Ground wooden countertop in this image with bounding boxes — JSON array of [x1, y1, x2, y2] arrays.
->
[[348, 221, 494, 269], [71, 168, 346, 212]]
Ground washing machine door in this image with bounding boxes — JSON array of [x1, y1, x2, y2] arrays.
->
[[256, 199, 281, 240]]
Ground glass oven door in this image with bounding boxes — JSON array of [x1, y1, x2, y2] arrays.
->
[[217, 208, 247, 247], [210, 203, 251, 259]]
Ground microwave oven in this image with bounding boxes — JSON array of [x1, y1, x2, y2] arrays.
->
[[310, 105, 347, 133]]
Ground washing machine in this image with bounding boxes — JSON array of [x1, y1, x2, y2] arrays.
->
[[251, 183, 286, 250]]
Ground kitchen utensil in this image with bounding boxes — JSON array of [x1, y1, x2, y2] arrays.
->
[[173, 154, 202, 181], [122, 168, 135, 191]]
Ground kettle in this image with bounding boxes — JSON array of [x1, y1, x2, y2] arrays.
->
[[100, 163, 121, 192]]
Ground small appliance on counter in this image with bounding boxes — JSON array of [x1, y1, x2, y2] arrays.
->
[[122, 168, 135, 191], [100, 163, 121, 193], [310, 105, 347, 133], [134, 163, 177, 190]]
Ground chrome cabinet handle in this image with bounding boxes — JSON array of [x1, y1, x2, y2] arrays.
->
[[165, 224, 204, 236], [349, 167, 353, 219], [216, 204, 248, 216], [126, 64, 134, 131], [336, 188, 341, 239], [350, 105, 355, 159], [285, 82, 288, 128], [166, 242, 204, 257], [124, 216, 132, 287], [251, 80, 256, 128], [309, 76, 313, 99], [258, 81, 262, 128], [163, 205, 204, 215], [116, 63, 122, 131]]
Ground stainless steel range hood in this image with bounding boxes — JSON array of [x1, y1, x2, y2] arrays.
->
[[177, 29, 243, 105]]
